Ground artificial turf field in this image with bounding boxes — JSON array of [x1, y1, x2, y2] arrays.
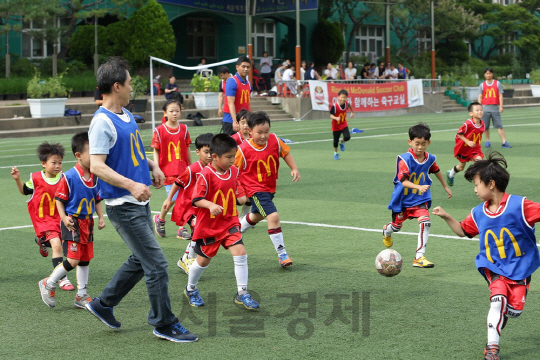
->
[[1, 107, 540, 359]]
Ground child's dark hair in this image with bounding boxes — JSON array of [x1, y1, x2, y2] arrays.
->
[[236, 109, 251, 123], [483, 67, 494, 74], [247, 111, 271, 129], [237, 55, 252, 66], [210, 134, 237, 156], [464, 151, 509, 192], [195, 133, 213, 150], [71, 132, 89, 155], [162, 99, 182, 112], [338, 89, 348, 97], [468, 101, 482, 113], [37, 142, 65, 162], [408, 122, 431, 141], [218, 66, 230, 75]]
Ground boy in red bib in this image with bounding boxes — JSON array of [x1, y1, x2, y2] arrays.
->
[[152, 99, 192, 238], [330, 89, 354, 160], [11, 142, 74, 291], [447, 102, 485, 186], [236, 111, 301, 267], [161, 133, 213, 274], [183, 134, 259, 310], [38, 132, 106, 308], [231, 109, 251, 146]]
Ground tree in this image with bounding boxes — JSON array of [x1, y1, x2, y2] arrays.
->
[[0, 0, 29, 77], [122, 0, 175, 68], [312, 20, 344, 66]]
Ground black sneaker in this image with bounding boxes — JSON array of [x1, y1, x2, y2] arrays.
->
[[153, 321, 198, 343], [85, 297, 121, 329]]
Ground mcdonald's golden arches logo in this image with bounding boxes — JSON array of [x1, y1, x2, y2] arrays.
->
[[338, 113, 346, 124], [256, 155, 277, 182], [211, 189, 237, 218], [411, 84, 420, 98], [168, 141, 182, 162], [130, 130, 145, 167], [484, 88, 496, 99], [466, 133, 482, 146], [484, 228, 522, 263], [39, 193, 55, 218], [76, 198, 95, 215], [239, 90, 250, 105], [404, 172, 426, 195]]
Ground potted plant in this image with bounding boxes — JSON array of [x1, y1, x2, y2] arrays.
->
[[129, 76, 148, 112], [27, 69, 70, 118], [442, 73, 455, 96], [529, 69, 540, 97], [190, 74, 220, 109], [503, 83, 514, 98], [459, 73, 480, 101]]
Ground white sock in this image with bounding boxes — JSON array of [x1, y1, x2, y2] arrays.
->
[[240, 213, 255, 232], [449, 167, 456, 178], [416, 221, 430, 259], [233, 255, 248, 295], [187, 260, 207, 291], [334, 151, 338, 155], [188, 241, 197, 259], [487, 295, 507, 345], [76, 265, 89, 297], [269, 229, 286, 255], [383, 222, 395, 237], [48, 263, 68, 285]]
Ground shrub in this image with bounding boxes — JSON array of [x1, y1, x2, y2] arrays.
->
[[190, 74, 220, 92], [38, 57, 68, 76], [69, 25, 108, 65], [66, 60, 88, 76], [131, 75, 148, 98], [12, 58, 34, 77], [312, 20, 344, 66]]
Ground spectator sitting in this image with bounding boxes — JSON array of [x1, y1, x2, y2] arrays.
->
[[152, 75, 162, 95], [397, 62, 410, 79], [282, 64, 297, 95], [304, 62, 321, 81], [383, 63, 399, 80], [360, 62, 371, 80], [369, 63, 377, 78], [164, 76, 184, 109], [344, 61, 357, 80], [196, 58, 207, 75], [374, 62, 386, 79], [274, 62, 287, 87], [324, 63, 338, 80]]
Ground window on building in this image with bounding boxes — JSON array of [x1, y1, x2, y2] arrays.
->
[[21, 19, 66, 58], [500, 33, 516, 54], [253, 21, 275, 58], [416, 29, 431, 54], [187, 19, 216, 59], [355, 26, 384, 59], [502, 0, 515, 5]]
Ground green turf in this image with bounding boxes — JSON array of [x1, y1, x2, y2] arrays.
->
[[2, 108, 540, 359]]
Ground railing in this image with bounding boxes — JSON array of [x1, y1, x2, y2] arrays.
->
[[273, 79, 442, 97]]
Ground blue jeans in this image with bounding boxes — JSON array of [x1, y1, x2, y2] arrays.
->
[[100, 203, 176, 327]]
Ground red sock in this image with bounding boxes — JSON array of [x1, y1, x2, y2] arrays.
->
[[246, 213, 256, 226]]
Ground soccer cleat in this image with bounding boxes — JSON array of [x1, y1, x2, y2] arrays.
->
[[38, 278, 56, 307], [446, 170, 454, 187], [177, 254, 191, 275], [340, 142, 346, 152], [279, 253, 293, 267], [234, 292, 260, 310], [501, 142, 512, 148], [74, 294, 92, 309], [176, 228, 192, 240], [382, 224, 393, 248], [485, 141, 491, 148], [59, 278, 75, 291], [35, 237, 49, 257], [413, 256, 435, 268], [153, 321, 198, 343], [85, 297, 121, 329], [184, 287, 205, 307], [333, 153, 339, 160], [484, 344, 500, 360], [154, 214, 166, 237]]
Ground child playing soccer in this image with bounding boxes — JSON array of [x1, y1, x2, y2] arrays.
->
[[183, 134, 259, 310], [11, 142, 74, 291], [236, 111, 301, 267], [161, 133, 213, 274], [152, 99, 192, 238], [382, 122, 452, 268], [231, 109, 251, 146], [330, 89, 354, 160], [433, 152, 540, 360], [38, 132, 106, 308], [447, 102, 485, 186]]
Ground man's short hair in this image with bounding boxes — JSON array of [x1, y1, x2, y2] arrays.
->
[[218, 66, 230, 75], [210, 134, 237, 156], [71, 132, 89, 155], [37, 142, 65, 162], [338, 89, 348, 97], [97, 57, 130, 95], [237, 56, 252, 66]]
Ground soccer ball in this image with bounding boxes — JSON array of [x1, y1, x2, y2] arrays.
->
[[375, 249, 403, 277]]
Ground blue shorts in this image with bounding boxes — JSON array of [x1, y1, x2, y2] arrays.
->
[[250, 192, 277, 217], [164, 185, 178, 201]]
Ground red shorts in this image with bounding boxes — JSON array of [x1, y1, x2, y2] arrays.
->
[[66, 241, 94, 262], [392, 203, 430, 227], [456, 151, 483, 163], [194, 226, 243, 258], [36, 230, 62, 246], [484, 268, 530, 311]]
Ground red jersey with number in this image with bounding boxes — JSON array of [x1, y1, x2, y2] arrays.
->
[[330, 101, 349, 131], [27, 172, 61, 236], [480, 80, 500, 105], [151, 123, 191, 185], [171, 160, 205, 226], [236, 134, 284, 197], [454, 118, 485, 159], [231, 132, 249, 146], [191, 164, 243, 239]]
